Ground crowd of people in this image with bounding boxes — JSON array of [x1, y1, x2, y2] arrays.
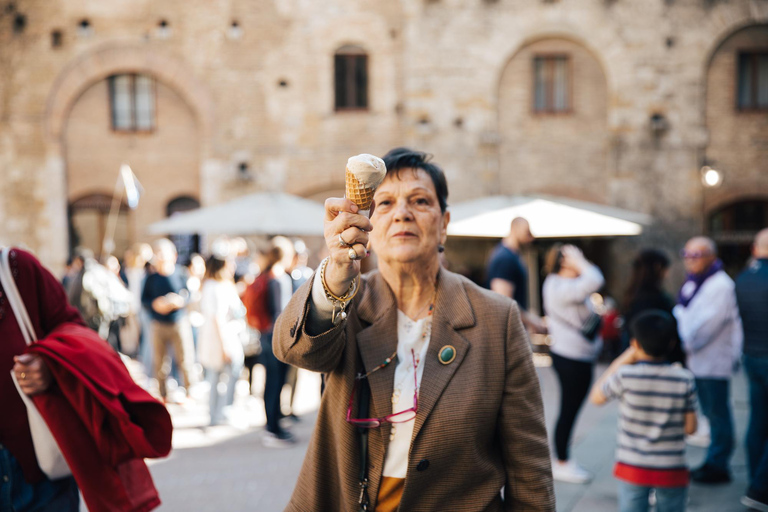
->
[[487, 218, 768, 512], [60, 235, 317, 449], [4, 150, 766, 512]]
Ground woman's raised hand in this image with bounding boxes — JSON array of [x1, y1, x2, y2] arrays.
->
[[561, 245, 588, 273], [323, 198, 373, 296]]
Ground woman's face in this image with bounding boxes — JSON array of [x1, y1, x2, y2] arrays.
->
[[369, 168, 449, 267]]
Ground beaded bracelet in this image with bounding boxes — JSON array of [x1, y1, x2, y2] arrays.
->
[[319, 257, 360, 325]]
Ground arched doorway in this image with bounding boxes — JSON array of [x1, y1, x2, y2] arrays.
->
[[709, 198, 768, 275], [69, 193, 130, 258], [166, 196, 201, 265], [498, 37, 609, 200], [64, 71, 201, 261]]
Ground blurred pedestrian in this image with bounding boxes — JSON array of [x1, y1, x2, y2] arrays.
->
[[125, 243, 155, 371], [198, 252, 245, 426], [283, 238, 314, 421], [2, 246, 172, 512], [3, 248, 84, 510], [590, 310, 698, 512], [274, 148, 554, 511], [622, 249, 685, 365], [673, 237, 742, 484], [142, 239, 195, 402], [543, 244, 605, 483], [242, 244, 293, 446], [487, 217, 547, 333], [61, 255, 82, 292], [735, 228, 768, 511]]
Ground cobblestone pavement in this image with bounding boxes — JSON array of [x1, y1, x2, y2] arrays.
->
[[143, 363, 751, 512]]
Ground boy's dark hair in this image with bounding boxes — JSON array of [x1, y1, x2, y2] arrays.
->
[[381, 147, 449, 213], [630, 309, 677, 357]]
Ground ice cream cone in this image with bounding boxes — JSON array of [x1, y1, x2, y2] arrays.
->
[[346, 167, 376, 211]]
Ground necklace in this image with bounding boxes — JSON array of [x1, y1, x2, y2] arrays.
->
[[389, 293, 436, 442]]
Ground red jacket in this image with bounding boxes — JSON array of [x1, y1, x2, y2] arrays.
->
[[0, 248, 84, 483], [29, 322, 172, 512]]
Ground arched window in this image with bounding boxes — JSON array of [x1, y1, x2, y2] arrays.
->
[[334, 45, 368, 110], [108, 74, 156, 132]]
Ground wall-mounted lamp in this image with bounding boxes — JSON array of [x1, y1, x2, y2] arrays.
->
[[700, 165, 723, 188]]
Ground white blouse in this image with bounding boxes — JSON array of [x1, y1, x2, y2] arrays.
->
[[310, 271, 430, 478]]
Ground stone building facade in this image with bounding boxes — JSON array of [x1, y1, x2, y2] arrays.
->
[[0, 0, 766, 293]]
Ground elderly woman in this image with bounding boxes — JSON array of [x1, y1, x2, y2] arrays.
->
[[274, 148, 554, 511]]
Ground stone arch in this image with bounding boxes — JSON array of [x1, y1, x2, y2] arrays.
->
[[494, 32, 611, 99], [43, 44, 217, 265], [703, 23, 768, 222], [496, 34, 609, 200], [45, 43, 215, 151]]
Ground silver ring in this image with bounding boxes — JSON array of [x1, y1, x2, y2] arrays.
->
[[348, 248, 358, 260], [338, 233, 352, 248]]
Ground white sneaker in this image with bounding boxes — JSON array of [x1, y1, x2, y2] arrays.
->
[[552, 460, 592, 484], [262, 431, 296, 449]]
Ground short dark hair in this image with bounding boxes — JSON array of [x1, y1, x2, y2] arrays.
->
[[381, 147, 449, 212], [630, 309, 677, 358]]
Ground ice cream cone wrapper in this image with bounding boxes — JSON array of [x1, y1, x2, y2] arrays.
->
[[346, 167, 376, 214]]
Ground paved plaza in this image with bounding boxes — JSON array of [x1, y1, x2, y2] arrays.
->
[[143, 363, 751, 512]]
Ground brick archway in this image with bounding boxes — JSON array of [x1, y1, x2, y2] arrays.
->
[[45, 43, 215, 151], [41, 44, 219, 266]]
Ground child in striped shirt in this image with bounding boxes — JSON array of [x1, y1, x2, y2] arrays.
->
[[590, 309, 698, 512]]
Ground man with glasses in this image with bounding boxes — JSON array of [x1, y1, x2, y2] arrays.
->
[[673, 237, 743, 484]]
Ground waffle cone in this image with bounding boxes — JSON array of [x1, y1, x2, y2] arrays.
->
[[345, 168, 375, 210]]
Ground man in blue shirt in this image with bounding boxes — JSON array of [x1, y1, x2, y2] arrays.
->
[[487, 217, 546, 333], [735, 228, 768, 512], [141, 239, 194, 402]]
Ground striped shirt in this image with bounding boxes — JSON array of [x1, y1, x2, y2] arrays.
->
[[602, 361, 697, 486]]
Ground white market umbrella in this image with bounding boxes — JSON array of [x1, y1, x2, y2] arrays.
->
[[147, 192, 325, 236], [447, 195, 651, 238]]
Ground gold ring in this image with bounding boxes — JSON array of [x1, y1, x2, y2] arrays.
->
[[348, 248, 358, 260], [20, 372, 26, 379]]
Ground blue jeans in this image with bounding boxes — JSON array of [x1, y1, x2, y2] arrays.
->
[[261, 334, 287, 435], [0, 446, 79, 512], [617, 481, 687, 512], [695, 377, 734, 472], [744, 354, 768, 494], [206, 359, 244, 425]]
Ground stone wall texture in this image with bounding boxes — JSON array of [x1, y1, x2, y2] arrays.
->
[[0, 0, 765, 290]]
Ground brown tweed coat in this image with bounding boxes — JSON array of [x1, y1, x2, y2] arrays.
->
[[274, 267, 555, 512]]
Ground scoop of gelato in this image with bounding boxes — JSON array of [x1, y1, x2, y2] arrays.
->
[[346, 154, 386, 189]]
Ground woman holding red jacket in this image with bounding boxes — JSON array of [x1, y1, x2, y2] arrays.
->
[[2, 248, 84, 511], [3, 248, 172, 512]]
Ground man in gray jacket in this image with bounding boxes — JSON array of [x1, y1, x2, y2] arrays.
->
[[673, 237, 743, 484]]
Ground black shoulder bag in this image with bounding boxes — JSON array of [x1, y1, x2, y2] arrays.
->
[[357, 377, 371, 511]]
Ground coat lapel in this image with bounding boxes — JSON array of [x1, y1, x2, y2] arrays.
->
[[355, 272, 398, 450], [412, 269, 475, 443]]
